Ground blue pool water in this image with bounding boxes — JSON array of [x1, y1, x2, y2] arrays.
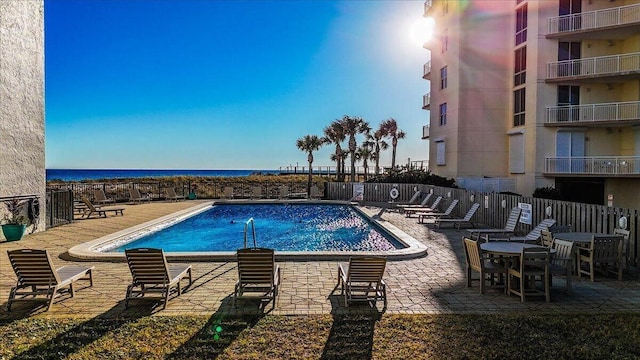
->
[[110, 204, 404, 252]]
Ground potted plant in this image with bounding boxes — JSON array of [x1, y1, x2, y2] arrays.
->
[[2, 198, 30, 241], [188, 184, 198, 200]]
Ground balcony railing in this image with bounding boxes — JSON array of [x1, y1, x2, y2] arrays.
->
[[422, 93, 431, 110], [547, 52, 640, 80], [423, 0, 433, 16], [545, 156, 640, 175], [547, 3, 640, 35], [423, 60, 431, 79], [546, 101, 640, 125], [422, 125, 430, 139]]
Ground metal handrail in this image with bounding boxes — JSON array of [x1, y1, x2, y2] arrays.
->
[[244, 217, 257, 248]]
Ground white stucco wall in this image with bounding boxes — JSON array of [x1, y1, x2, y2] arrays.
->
[[0, 0, 46, 234]]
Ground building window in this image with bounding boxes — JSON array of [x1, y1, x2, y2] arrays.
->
[[441, 29, 448, 53], [439, 103, 447, 126], [514, 47, 526, 86], [515, 4, 527, 45], [513, 89, 525, 126], [440, 66, 448, 89], [509, 133, 525, 174], [436, 141, 446, 165]]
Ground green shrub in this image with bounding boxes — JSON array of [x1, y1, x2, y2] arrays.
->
[[365, 168, 456, 187], [532, 186, 562, 200]]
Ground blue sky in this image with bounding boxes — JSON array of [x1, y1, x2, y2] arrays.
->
[[45, 0, 431, 170]]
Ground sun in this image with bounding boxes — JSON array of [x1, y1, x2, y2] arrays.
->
[[410, 17, 436, 48]]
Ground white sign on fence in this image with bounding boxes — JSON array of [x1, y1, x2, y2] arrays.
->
[[518, 202, 532, 225], [353, 183, 364, 201]]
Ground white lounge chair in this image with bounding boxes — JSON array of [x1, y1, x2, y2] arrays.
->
[[404, 196, 443, 217], [434, 203, 480, 229], [416, 199, 459, 223]]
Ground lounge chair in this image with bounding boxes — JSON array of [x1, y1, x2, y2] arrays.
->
[[389, 190, 421, 207], [309, 185, 321, 199], [467, 207, 522, 240], [234, 247, 280, 308], [486, 218, 557, 243], [7, 249, 94, 311], [336, 256, 387, 308], [251, 186, 263, 199], [222, 186, 234, 199], [434, 203, 480, 229], [129, 188, 151, 204], [397, 193, 432, 209], [80, 197, 125, 218], [93, 189, 115, 205], [416, 199, 459, 223], [124, 248, 193, 309], [404, 196, 443, 217], [278, 185, 289, 199], [165, 188, 185, 202]]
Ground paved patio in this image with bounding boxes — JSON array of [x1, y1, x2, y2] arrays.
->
[[1, 200, 639, 319]]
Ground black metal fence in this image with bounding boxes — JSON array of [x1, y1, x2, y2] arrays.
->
[[46, 189, 74, 229]]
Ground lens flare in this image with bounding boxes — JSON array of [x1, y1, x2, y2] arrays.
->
[[410, 17, 436, 48]]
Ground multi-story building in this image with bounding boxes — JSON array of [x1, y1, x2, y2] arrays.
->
[[422, 0, 640, 209]]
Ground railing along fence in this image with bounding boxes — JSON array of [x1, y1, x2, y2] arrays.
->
[[47, 189, 73, 229], [326, 182, 639, 267]]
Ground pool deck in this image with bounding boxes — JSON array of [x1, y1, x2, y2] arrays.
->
[[1, 200, 639, 319]]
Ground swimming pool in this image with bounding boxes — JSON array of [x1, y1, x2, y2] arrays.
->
[[68, 201, 428, 261]]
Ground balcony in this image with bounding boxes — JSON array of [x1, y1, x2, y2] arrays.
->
[[547, 3, 640, 40], [545, 156, 640, 176], [545, 101, 640, 126], [423, 61, 431, 79], [546, 52, 640, 82], [422, 93, 431, 110], [423, 0, 433, 17], [422, 125, 429, 139]]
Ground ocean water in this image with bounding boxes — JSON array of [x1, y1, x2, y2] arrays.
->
[[46, 169, 279, 182]]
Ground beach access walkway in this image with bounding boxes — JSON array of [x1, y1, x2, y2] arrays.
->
[[1, 200, 639, 319]]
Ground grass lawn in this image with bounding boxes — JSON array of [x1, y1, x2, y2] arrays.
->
[[1, 313, 639, 359]]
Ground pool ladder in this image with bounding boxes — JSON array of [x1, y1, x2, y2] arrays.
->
[[244, 217, 257, 248]]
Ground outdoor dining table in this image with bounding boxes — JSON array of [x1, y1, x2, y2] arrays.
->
[[553, 232, 608, 245], [480, 242, 542, 256]]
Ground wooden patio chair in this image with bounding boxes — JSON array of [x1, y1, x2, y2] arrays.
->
[[165, 188, 184, 202], [549, 238, 575, 294], [462, 237, 506, 294], [129, 188, 151, 204], [93, 189, 115, 205], [124, 248, 192, 309], [434, 203, 480, 229], [577, 235, 624, 281], [507, 246, 550, 302], [336, 256, 387, 308], [80, 197, 125, 218], [234, 248, 280, 308], [7, 249, 94, 311], [540, 229, 554, 248]]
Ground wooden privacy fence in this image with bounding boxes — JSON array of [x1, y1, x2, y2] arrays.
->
[[326, 182, 639, 267], [46, 189, 74, 229]]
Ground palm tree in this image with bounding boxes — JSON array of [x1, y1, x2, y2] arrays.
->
[[296, 135, 325, 196], [339, 115, 369, 182], [355, 144, 375, 181], [323, 120, 345, 182], [367, 128, 389, 176], [380, 118, 406, 169]]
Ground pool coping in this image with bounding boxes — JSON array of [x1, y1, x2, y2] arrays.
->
[[67, 200, 428, 262]]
